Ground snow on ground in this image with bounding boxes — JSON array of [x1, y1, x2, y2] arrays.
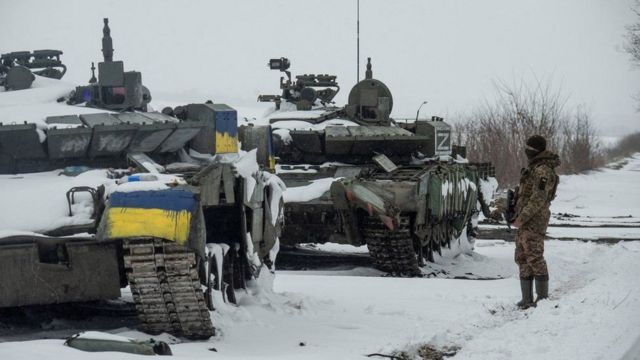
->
[[551, 153, 640, 220], [299, 242, 369, 254], [481, 223, 640, 240], [0, 240, 638, 359], [439, 241, 640, 360], [541, 226, 640, 240], [1, 159, 639, 358], [1, 78, 639, 358], [481, 153, 640, 241]]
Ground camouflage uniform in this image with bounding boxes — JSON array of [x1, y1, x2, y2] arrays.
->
[[514, 150, 560, 279]]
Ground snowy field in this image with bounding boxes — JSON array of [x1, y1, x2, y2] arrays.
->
[[0, 7, 639, 356], [0, 240, 638, 359], [551, 155, 640, 222], [1, 153, 639, 359], [0, 76, 639, 358]]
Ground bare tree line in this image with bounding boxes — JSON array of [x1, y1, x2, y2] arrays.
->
[[454, 0, 640, 188], [625, 1, 640, 66], [625, 0, 640, 109], [608, 131, 640, 159], [452, 77, 605, 187], [604, 2, 640, 160]]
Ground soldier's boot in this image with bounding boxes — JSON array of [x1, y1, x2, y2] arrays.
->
[[534, 275, 549, 303], [516, 277, 535, 309]]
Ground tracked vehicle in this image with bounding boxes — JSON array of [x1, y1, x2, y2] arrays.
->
[[0, 19, 283, 340], [0, 49, 66, 90], [246, 57, 494, 275]]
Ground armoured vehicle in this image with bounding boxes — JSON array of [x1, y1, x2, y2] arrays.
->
[[258, 57, 340, 110], [67, 18, 152, 111], [0, 49, 66, 90], [0, 19, 283, 340], [245, 57, 494, 275]]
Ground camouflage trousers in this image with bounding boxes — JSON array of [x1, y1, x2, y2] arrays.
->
[[515, 229, 548, 279]]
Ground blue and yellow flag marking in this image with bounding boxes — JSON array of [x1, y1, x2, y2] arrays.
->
[[215, 115, 238, 153], [263, 125, 276, 171], [215, 131, 238, 153], [106, 190, 196, 244]]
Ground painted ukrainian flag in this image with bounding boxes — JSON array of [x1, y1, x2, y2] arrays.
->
[[215, 116, 238, 154], [106, 189, 196, 245]]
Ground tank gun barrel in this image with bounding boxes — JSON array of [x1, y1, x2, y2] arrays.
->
[[102, 18, 113, 62]]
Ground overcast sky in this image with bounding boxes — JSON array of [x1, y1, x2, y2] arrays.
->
[[2, 0, 638, 136]]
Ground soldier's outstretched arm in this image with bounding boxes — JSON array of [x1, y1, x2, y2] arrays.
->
[[517, 166, 555, 225]]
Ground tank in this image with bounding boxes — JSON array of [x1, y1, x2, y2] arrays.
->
[[92, 158, 283, 339], [67, 18, 151, 111], [0, 153, 283, 340], [0, 19, 284, 341], [243, 57, 495, 276], [0, 49, 66, 90]]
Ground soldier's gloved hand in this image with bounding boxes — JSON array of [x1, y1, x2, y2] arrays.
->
[[512, 218, 523, 229]]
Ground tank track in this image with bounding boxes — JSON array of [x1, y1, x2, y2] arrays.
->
[[122, 238, 215, 340], [363, 215, 421, 276]]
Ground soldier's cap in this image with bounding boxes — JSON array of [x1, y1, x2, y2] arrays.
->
[[526, 135, 546, 152]]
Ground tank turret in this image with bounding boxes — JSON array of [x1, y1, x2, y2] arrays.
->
[[0, 49, 66, 90], [344, 58, 393, 126], [68, 18, 151, 111], [242, 56, 495, 276], [252, 57, 446, 165], [258, 57, 340, 111]]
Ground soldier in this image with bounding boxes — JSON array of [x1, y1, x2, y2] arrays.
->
[[513, 135, 560, 309]]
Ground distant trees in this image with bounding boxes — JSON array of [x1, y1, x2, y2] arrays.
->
[[559, 107, 606, 174], [608, 131, 640, 159], [453, 77, 605, 187], [625, 1, 640, 65], [451, 2, 640, 188], [625, 0, 640, 108]]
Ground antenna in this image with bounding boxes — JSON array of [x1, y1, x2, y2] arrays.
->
[[416, 101, 428, 121], [357, 0, 360, 83], [89, 62, 97, 84]]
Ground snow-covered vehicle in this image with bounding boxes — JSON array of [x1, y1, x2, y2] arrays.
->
[[0, 18, 284, 340], [91, 157, 284, 339], [244, 57, 496, 275], [0, 153, 284, 340], [0, 49, 66, 91]]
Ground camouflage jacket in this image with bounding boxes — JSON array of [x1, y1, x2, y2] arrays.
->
[[515, 151, 560, 231]]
